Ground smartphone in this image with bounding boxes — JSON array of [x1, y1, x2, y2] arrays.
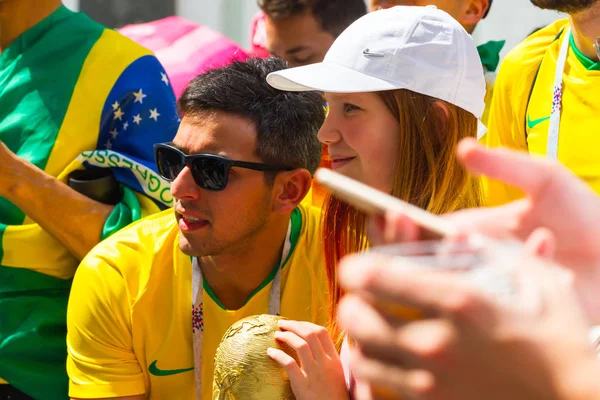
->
[[314, 168, 458, 237]]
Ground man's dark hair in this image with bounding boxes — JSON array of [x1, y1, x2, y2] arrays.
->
[[178, 57, 324, 176], [258, 0, 367, 38]]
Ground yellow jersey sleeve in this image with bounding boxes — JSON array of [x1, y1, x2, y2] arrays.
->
[[67, 251, 145, 398], [482, 19, 568, 206]]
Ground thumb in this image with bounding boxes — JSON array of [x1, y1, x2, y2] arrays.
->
[[456, 138, 552, 196]]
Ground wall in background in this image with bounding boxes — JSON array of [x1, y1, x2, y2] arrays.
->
[[79, 0, 174, 28]]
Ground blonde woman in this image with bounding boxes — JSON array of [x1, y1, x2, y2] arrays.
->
[[266, 6, 486, 399]]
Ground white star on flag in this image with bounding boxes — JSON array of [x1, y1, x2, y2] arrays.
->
[[149, 108, 161, 121], [133, 89, 147, 104], [111, 101, 120, 111], [123, 121, 129, 130], [105, 140, 112, 149], [113, 108, 124, 121], [133, 114, 142, 125], [161, 72, 169, 86], [110, 128, 119, 139]]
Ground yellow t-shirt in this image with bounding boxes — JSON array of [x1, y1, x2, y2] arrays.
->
[[482, 19, 600, 205], [67, 204, 328, 399]]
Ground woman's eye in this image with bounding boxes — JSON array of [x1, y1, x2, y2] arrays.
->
[[343, 103, 361, 113]]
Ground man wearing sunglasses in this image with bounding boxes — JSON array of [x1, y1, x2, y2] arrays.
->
[[66, 57, 327, 400]]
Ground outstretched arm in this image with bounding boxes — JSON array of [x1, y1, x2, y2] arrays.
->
[[0, 141, 113, 260]]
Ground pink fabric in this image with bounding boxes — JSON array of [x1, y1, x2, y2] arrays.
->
[[249, 11, 271, 58], [119, 16, 249, 99]]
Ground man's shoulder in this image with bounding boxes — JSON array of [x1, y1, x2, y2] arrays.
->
[[501, 19, 568, 77], [296, 203, 322, 239]]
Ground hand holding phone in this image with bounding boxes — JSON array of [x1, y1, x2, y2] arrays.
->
[[315, 168, 459, 236]]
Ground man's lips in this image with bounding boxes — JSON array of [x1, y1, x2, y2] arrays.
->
[[176, 209, 209, 232], [178, 217, 209, 232]]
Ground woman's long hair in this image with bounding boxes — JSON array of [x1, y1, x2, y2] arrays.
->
[[324, 89, 483, 348]]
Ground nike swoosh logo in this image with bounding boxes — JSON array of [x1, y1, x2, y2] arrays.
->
[[362, 48, 385, 57], [148, 360, 194, 377], [527, 115, 550, 129]]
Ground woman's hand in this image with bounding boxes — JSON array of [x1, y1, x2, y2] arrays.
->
[[267, 320, 349, 400]]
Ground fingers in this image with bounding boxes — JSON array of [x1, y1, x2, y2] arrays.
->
[[457, 138, 555, 196], [274, 330, 316, 368], [383, 212, 422, 243], [443, 200, 529, 239], [367, 215, 387, 246], [368, 212, 443, 248], [339, 254, 487, 317], [340, 295, 458, 370], [338, 295, 410, 366], [267, 347, 305, 382], [277, 320, 337, 359], [350, 350, 435, 400]]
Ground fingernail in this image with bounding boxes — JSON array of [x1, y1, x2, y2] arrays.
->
[[277, 320, 289, 328]]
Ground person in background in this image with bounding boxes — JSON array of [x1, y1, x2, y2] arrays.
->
[[370, 0, 492, 33], [337, 138, 600, 399], [66, 58, 328, 400], [251, 0, 367, 207], [483, 0, 600, 206], [265, 6, 486, 399], [0, 1, 179, 399], [370, 0, 501, 126], [254, 0, 367, 67]]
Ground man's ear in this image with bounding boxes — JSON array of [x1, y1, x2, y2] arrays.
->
[[271, 169, 312, 214], [460, 0, 488, 32]]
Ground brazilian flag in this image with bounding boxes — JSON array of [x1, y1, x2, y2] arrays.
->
[[0, 6, 179, 399]]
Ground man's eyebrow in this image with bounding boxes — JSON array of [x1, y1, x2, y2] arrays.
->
[[169, 142, 191, 154]]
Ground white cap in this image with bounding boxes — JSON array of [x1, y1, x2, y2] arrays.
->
[[267, 5, 487, 122]]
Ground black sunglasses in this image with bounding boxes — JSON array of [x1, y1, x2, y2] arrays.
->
[[154, 143, 293, 191]]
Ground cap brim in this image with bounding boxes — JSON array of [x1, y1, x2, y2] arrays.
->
[[267, 61, 399, 93]]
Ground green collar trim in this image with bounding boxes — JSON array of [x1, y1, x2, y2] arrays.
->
[[0, 5, 72, 63], [569, 31, 600, 71], [477, 40, 506, 72], [201, 207, 302, 310]]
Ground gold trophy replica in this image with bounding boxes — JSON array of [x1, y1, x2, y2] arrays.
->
[[212, 314, 298, 400]]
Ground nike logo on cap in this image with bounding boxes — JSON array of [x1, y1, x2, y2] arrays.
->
[[527, 115, 550, 129], [148, 360, 194, 377], [362, 48, 385, 57]]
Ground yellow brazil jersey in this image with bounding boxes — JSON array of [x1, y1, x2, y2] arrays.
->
[[483, 19, 600, 206], [66, 204, 328, 399], [477, 40, 506, 127]]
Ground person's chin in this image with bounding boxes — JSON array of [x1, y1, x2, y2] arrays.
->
[[178, 233, 211, 257], [331, 159, 365, 181]]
